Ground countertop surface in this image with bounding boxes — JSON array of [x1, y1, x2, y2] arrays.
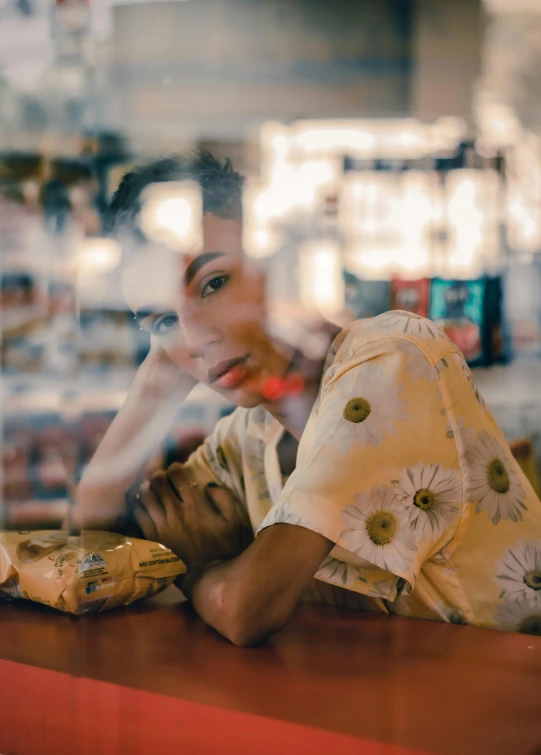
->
[[1, 587, 541, 755]]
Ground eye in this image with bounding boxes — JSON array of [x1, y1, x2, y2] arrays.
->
[[201, 274, 229, 299], [151, 313, 179, 335]]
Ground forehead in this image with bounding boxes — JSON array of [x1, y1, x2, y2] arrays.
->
[[120, 213, 242, 314], [201, 213, 242, 253]]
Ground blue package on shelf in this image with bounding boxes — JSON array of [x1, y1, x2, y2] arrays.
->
[[429, 276, 512, 367], [429, 278, 487, 366], [344, 272, 391, 321]]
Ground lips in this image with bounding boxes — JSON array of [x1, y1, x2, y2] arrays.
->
[[208, 356, 249, 390]]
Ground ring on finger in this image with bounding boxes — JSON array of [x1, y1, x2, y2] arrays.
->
[[176, 481, 198, 494]]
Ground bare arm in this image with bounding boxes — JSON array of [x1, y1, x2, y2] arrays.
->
[[70, 341, 196, 531], [181, 525, 333, 646], [133, 467, 333, 646]]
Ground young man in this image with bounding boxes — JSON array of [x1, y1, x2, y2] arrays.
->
[[73, 152, 541, 645]]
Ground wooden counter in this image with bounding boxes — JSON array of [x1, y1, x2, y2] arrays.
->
[[1, 588, 540, 755]]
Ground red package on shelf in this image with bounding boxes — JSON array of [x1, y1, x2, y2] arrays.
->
[[390, 278, 430, 317]]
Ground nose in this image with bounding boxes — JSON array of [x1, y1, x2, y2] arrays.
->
[[178, 304, 222, 360]]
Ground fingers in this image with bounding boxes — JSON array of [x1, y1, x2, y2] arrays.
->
[[150, 470, 181, 520], [139, 481, 167, 529], [165, 463, 199, 516], [205, 484, 241, 523], [133, 500, 159, 543], [162, 463, 240, 525], [166, 462, 190, 492]]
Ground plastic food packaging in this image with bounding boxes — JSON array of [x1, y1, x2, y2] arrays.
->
[[0, 530, 185, 614]]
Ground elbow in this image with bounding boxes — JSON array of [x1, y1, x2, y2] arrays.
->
[[225, 614, 280, 648], [216, 581, 293, 647], [225, 619, 269, 648]]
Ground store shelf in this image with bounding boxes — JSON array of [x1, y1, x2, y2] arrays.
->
[[474, 358, 541, 406], [4, 500, 68, 529], [2, 371, 229, 416], [3, 358, 541, 420], [474, 358, 541, 441]]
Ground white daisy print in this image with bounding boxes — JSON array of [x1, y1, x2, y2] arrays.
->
[[329, 362, 408, 451], [465, 430, 527, 525], [431, 539, 457, 576], [316, 556, 367, 588], [394, 463, 462, 541], [371, 311, 441, 339], [396, 340, 438, 382], [496, 541, 541, 602], [339, 484, 417, 574], [493, 596, 541, 636]]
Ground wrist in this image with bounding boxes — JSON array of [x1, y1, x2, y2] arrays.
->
[[139, 346, 197, 399]]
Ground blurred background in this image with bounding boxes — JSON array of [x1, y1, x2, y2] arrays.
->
[[2, 0, 541, 530]]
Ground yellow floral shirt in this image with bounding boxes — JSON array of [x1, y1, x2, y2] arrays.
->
[[183, 312, 541, 636]]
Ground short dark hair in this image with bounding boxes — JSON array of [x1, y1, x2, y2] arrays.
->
[[108, 149, 244, 240]]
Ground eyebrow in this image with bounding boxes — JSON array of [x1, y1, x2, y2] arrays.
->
[[134, 251, 227, 325], [183, 251, 226, 287]]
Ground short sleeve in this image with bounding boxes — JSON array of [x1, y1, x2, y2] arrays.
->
[[258, 336, 465, 601], [182, 407, 247, 507]]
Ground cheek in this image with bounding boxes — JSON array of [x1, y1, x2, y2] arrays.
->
[[214, 277, 266, 334]]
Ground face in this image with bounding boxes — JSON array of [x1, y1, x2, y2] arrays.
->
[[121, 213, 291, 407]]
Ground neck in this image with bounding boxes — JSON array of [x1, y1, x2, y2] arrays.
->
[[263, 322, 341, 441]]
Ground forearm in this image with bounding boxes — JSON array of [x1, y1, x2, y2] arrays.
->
[[72, 352, 195, 530], [180, 526, 333, 647], [180, 559, 293, 647]]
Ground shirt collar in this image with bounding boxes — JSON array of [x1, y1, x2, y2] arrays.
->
[[246, 405, 284, 444]]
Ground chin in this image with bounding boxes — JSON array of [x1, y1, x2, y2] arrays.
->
[[231, 388, 264, 409], [205, 381, 262, 410]]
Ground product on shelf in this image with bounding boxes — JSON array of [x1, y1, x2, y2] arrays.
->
[[1, 271, 49, 374], [77, 410, 118, 479], [2, 387, 234, 530], [485, 276, 512, 365], [79, 309, 147, 369], [1, 269, 81, 377], [343, 272, 391, 320], [2, 423, 33, 503], [3, 413, 77, 503], [429, 277, 512, 366], [391, 277, 430, 317], [429, 278, 486, 365], [504, 262, 541, 357]]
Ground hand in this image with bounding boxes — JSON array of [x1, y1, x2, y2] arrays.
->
[[133, 463, 253, 569], [70, 340, 197, 534], [141, 337, 198, 400]]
